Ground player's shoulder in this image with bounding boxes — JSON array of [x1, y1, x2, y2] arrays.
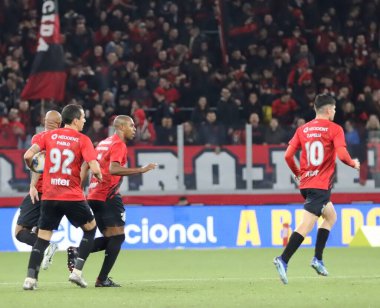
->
[[109, 134, 126, 147], [328, 121, 343, 131], [31, 130, 46, 143]]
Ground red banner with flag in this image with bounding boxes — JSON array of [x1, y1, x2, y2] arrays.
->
[[21, 0, 66, 102]]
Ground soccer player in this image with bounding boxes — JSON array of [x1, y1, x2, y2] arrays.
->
[[67, 115, 157, 287], [22, 104, 102, 290], [273, 94, 360, 284], [15, 110, 62, 270]]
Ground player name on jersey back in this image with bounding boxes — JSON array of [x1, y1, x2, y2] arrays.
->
[[303, 126, 329, 138]]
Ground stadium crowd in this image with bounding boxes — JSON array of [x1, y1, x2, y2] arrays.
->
[[1, 0, 380, 149]]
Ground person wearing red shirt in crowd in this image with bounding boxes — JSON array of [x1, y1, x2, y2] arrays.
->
[[67, 115, 157, 287], [273, 94, 360, 284], [15, 110, 62, 271], [22, 104, 102, 290], [0, 108, 25, 148], [271, 90, 298, 125]]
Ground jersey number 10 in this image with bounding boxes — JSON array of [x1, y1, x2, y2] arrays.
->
[[305, 141, 324, 167]]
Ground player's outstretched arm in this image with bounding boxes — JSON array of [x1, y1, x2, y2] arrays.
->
[[284, 144, 301, 177], [336, 146, 360, 170], [109, 162, 158, 176], [88, 160, 102, 182]]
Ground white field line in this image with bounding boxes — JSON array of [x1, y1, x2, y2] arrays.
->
[[1, 275, 379, 286]]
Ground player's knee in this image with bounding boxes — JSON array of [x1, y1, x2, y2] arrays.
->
[[15, 230, 22, 241], [108, 234, 125, 249], [325, 202, 337, 225], [114, 233, 125, 245], [83, 226, 97, 239], [14, 225, 23, 237]]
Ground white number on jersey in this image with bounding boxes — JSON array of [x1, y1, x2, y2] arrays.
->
[[305, 141, 324, 166], [49, 148, 75, 175]]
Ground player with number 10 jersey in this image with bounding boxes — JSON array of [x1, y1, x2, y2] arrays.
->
[[35, 127, 97, 200], [289, 118, 347, 190]]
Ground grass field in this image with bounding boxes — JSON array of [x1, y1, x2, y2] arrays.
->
[[1, 248, 379, 308]]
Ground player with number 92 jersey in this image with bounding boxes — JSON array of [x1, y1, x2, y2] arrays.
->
[[87, 134, 127, 201], [289, 118, 347, 190], [35, 127, 98, 200]]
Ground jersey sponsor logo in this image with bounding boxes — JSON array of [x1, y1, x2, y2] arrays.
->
[[305, 170, 320, 177], [51, 134, 79, 142], [50, 177, 70, 186], [303, 127, 329, 133]]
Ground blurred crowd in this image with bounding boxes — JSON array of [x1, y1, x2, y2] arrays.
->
[[1, 0, 380, 149]]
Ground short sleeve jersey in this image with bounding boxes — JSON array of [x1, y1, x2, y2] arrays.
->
[[31, 131, 47, 193], [87, 134, 127, 201], [35, 127, 97, 201], [289, 118, 347, 190]]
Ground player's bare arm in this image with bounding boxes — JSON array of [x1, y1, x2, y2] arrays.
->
[[80, 162, 90, 187], [88, 160, 103, 182], [109, 161, 158, 176], [336, 146, 360, 170], [29, 171, 41, 204], [24, 144, 41, 169]]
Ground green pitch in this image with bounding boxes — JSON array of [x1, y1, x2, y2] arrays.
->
[[1, 248, 379, 308]]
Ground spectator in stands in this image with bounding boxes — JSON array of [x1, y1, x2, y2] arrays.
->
[[217, 87, 241, 140], [191, 96, 209, 125], [18, 100, 33, 148], [345, 119, 361, 146], [86, 119, 108, 146], [263, 118, 287, 145], [132, 108, 156, 145], [155, 116, 177, 146], [271, 90, 298, 126], [115, 95, 132, 115], [183, 121, 199, 146], [198, 110, 226, 147], [0, 108, 25, 148], [244, 92, 263, 121], [366, 114, 380, 143], [345, 119, 365, 175], [130, 79, 152, 109], [245, 113, 265, 145]]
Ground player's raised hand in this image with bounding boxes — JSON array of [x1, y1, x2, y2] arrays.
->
[[141, 163, 158, 173], [29, 185, 39, 204], [352, 158, 360, 170]]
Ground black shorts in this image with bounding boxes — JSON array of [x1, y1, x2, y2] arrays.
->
[[300, 188, 331, 217], [88, 195, 125, 232], [17, 193, 43, 228], [39, 200, 95, 231]]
